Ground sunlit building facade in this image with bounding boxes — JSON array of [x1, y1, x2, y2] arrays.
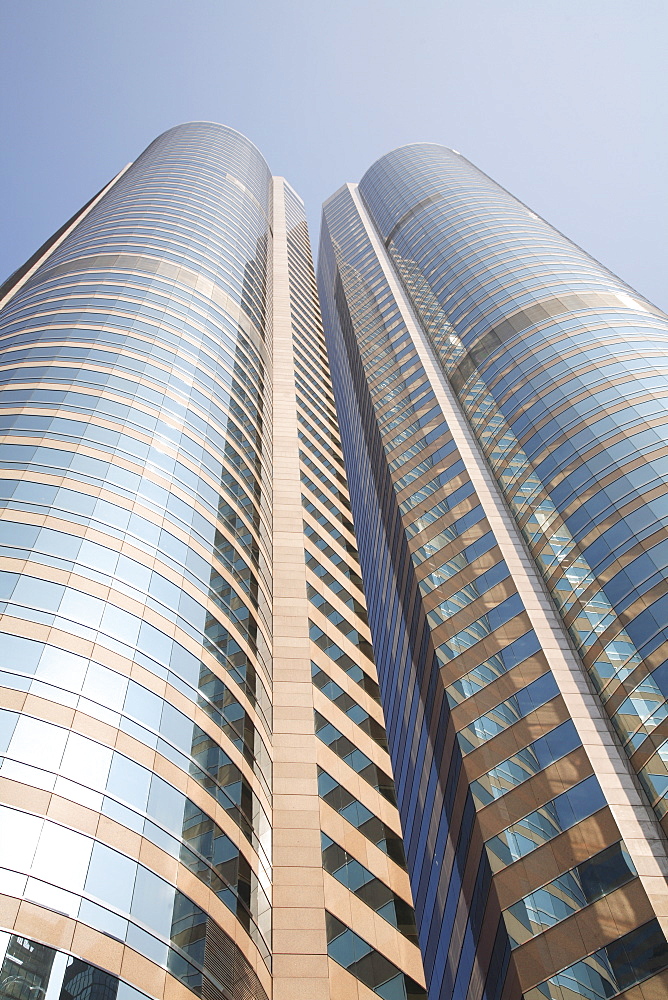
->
[[0, 124, 424, 1000], [318, 145, 668, 1000], [4, 124, 668, 1000]]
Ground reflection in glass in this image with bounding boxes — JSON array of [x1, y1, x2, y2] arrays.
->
[[0, 934, 127, 1000]]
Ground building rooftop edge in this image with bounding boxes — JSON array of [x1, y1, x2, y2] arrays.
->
[[321, 144, 460, 212], [155, 121, 273, 172], [359, 141, 459, 188], [321, 181, 358, 212]]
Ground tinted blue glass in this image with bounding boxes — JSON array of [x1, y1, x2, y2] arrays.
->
[[355, 142, 668, 838], [0, 123, 275, 995], [471, 721, 581, 805], [524, 919, 668, 999], [506, 841, 637, 946], [486, 775, 605, 870], [458, 671, 559, 752]]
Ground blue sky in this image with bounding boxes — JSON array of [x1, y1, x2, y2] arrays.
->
[[1, 0, 666, 309]]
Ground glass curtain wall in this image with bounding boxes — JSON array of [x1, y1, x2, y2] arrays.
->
[[359, 143, 668, 833], [319, 149, 668, 1000], [0, 123, 273, 1000]]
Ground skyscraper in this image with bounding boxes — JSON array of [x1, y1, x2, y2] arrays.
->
[[2, 125, 668, 1000], [318, 144, 668, 1000], [0, 124, 424, 1000]]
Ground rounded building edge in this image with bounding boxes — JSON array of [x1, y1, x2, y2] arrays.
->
[[140, 121, 274, 176]]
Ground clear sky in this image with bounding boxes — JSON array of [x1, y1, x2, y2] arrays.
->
[[1, 0, 666, 309]]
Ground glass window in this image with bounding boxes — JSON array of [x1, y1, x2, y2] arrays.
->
[[505, 842, 637, 946], [0, 933, 56, 1000], [317, 768, 406, 868], [85, 841, 137, 913], [147, 775, 186, 831], [60, 733, 113, 790], [58, 589, 104, 628], [485, 775, 606, 870], [106, 754, 152, 812], [100, 604, 141, 647], [24, 879, 79, 918], [446, 629, 540, 706], [0, 804, 43, 872], [6, 716, 68, 770], [78, 539, 120, 576], [11, 576, 62, 612], [124, 925, 168, 969], [471, 720, 581, 805], [325, 911, 426, 999], [0, 710, 18, 754], [524, 918, 668, 999], [124, 682, 163, 731], [35, 646, 88, 692], [82, 662, 128, 709], [458, 671, 559, 752], [131, 865, 175, 939], [0, 632, 43, 675], [31, 822, 92, 892], [321, 834, 417, 942]]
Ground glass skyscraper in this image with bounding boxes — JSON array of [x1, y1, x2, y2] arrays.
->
[[0, 124, 423, 1000], [318, 144, 668, 1000], [1, 125, 668, 1000]]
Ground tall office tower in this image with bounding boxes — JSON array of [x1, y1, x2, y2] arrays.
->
[[0, 124, 425, 1000], [318, 146, 668, 1000]]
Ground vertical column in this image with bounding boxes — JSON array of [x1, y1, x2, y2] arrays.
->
[[270, 177, 331, 1000]]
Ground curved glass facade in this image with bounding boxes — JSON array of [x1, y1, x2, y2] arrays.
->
[[319, 149, 668, 1000], [0, 123, 273, 1000], [0, 124, 425, 1000], [0, 930, 156, 1000], [358, 143, 668, 828], [12, 121, 668, 1000]]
